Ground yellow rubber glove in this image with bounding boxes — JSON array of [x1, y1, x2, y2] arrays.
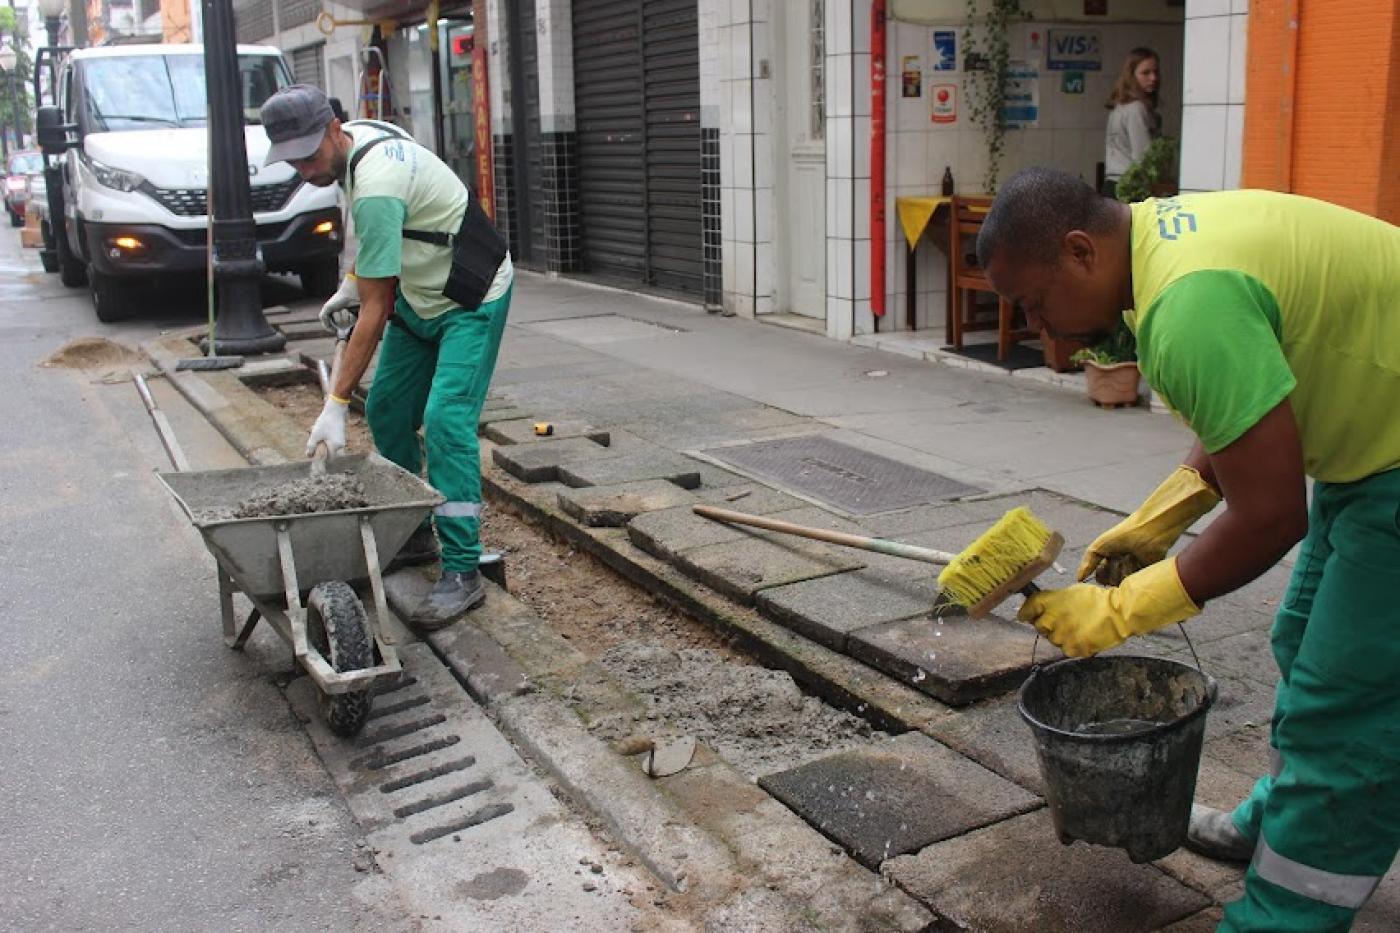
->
[[1077, 465, 1221, 585], [1017, 557, 1200, 657]]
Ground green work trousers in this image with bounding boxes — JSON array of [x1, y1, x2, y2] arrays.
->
[[1220, 469, 1400, 932], [365, 287, 511, 573]]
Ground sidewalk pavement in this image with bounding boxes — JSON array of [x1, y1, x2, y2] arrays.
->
[[157, 271, 1397, 931]]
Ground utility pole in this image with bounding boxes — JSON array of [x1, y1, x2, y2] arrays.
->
[[200, 0, 284, 355]]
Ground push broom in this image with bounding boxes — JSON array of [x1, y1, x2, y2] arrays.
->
[[692, 504, 1063, 617]]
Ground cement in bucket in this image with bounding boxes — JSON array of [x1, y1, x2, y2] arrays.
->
[[1018, 655, 1217, 863]]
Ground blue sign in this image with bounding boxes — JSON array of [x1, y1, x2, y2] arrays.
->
[[932, 30, 957, 71], [1047, 29, 1102, 71]]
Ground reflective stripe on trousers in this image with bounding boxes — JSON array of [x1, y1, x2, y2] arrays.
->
[[1253, 839, 1382, 910], [436, 501, 483, 519]]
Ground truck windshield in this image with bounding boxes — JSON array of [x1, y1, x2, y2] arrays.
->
[[83, 54, 288, 132]]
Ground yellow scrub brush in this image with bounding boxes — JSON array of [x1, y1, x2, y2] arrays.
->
[[692, 504, 1064, 618]]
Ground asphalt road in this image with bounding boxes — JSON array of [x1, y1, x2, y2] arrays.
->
[[0, 234, 412, 931]]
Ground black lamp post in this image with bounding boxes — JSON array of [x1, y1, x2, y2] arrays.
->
[[0, 47, 12, 160], [200, 0, 284, 355]]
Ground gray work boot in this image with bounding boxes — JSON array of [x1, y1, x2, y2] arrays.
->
[[1185, 804, 1256, 863], [409, 570, 485, 631], [387, 525, 439, 573]]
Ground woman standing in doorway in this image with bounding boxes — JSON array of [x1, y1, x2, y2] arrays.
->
[[1103, 47, 1162, 197]]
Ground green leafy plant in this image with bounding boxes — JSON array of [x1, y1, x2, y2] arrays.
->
[[963, 0, 1030, 193], [1115, 136, 1179, 204], [1070, 320, 1137, 366], [0, 8, 35, 142]]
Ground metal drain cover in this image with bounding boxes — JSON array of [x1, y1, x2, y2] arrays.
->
[[703, 435, 981, 515]]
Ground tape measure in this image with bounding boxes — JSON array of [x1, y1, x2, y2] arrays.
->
[[533, 422, 554, 437]]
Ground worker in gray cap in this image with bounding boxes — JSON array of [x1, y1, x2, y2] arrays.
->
[[261, 83, 513, 631]]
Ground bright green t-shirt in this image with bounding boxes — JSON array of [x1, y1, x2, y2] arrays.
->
[[344, 121, 512, 319], [1128, 190, 1400, 483]]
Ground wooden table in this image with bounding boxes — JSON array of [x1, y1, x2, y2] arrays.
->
[[894, 195, 987, 338]]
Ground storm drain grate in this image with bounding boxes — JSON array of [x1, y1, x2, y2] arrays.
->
[[703, 435, 982, 515]]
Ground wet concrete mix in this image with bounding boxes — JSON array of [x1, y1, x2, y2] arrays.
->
[[200, 473, 371, 521]]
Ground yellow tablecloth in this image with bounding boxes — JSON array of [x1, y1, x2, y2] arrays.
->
[[894, 195, 989, 251]]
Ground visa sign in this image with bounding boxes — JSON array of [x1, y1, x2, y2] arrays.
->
[[1046, 29, 1102, 71]]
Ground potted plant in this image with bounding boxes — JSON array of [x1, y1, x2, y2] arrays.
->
[[1071, 322, 1140, 407], [1116, 137, 1179, 204]]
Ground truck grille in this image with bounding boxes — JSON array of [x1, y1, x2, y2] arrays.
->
[[146, 178, 303, 217]]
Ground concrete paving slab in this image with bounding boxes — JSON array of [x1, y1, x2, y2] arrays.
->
[[922, 694, 1046, 794], [1201, 670, 1276, 742], [848, 612, 1044, 706], [692, 483, 810, 514], [1202, 723, 1271, 782], [885, 809, 1211, 932], [755, 571, 940, 651], [1153, 756, 1253, 902], [557, 479, 698, 527], [626, 505, 751, 560], [482, 417, 611, 447], [1159, 908, 1226, 932], [478, 406, 534, 427], [1186, 630, 1278, 687], [674, 536, 865, 605], [658, 757, 934, 931], [757, 732, 1040, 869], [1152, 602, 1276, 647], [557, 453, 710, 490], [857, 497, 1014, 538], [490, 436, 621, 483], [623, 405, 811, 447]]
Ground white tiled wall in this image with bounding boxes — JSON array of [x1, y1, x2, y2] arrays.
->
[[535, 0, 576, 134], [1179, 0, 1248, 192], [486, 0, 511, 136], [824, 0, 871, 340], [717, 0, 777, 319]]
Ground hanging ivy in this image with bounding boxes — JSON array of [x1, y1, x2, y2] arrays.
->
[[962, 0, 1030, 194]]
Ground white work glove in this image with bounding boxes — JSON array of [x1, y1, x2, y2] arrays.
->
[[306, 397, 349, 458], [319, 273, 359, 334]]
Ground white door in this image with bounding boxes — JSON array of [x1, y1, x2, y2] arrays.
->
[[776, 1, 826, 319]]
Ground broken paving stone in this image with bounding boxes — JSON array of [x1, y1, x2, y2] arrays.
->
[[758, 732, 1039, 870], [847, 612, 1050, 707], [756, 571, 941, 651], [884, 809, 1210, 932], [557, 480, 698, 527], [692, 483, 809, 515], [491, 436, 620, 483], [673, 536, 864, 605]]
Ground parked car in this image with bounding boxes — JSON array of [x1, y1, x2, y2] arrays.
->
[[35, 43, 344, 322], [5, 150, 42, 227]]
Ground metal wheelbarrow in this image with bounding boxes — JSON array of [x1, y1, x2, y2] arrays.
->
[[134, 374, 443, 737]]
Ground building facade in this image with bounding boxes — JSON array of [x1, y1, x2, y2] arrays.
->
[[233, 0, 1397, 347]]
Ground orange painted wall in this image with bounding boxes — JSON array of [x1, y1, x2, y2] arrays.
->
[[1243, 0, 1400, 224]]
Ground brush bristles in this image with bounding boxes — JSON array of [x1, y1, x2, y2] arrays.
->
[[937, 507, 1053, 607]]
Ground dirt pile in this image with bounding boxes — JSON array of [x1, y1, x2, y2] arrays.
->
[[595, 643, 885, 779], [40, 337, 146, 372]]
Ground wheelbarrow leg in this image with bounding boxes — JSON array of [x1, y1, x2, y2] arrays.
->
[[359, 516, 400, 674], [220, 564, 262, 650]]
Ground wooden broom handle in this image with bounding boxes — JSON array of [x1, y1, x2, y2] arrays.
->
[[692, 504, 959, 565]]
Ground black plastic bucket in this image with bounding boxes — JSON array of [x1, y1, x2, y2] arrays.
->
[[1018, 655, 1217, 863]]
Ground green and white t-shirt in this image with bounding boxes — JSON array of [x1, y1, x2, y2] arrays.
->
[[1128, 190, 1400, 483], [343, 121, 512, 319]]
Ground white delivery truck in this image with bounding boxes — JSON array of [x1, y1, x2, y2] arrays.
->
[[35, 44, 343, 321]]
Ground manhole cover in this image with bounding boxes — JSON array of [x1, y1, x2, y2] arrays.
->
[[527, 314, 686, 345], [703, 435, 981, 515]]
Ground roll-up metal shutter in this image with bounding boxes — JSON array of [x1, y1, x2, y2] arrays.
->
[[572, 0, 700, 294], [508, 0, 544, 266], [291, 43, 325, 90], [572, 1, 646, 283], [641, 0, 701, 294], [234, 0, 273, 44]]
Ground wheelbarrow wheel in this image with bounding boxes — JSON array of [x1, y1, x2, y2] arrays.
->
[[306, 582, 374, 738]]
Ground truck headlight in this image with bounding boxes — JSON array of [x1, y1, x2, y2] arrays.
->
[[85, 157, 147, 193]]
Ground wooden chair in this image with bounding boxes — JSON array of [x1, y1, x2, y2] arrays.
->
[[948, 196, 1035, 362]]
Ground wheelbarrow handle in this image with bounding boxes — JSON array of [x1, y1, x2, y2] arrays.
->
[[133, 371, 191, 473]]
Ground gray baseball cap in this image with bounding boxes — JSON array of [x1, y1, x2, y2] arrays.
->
[[261, 84, 336, 166]]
